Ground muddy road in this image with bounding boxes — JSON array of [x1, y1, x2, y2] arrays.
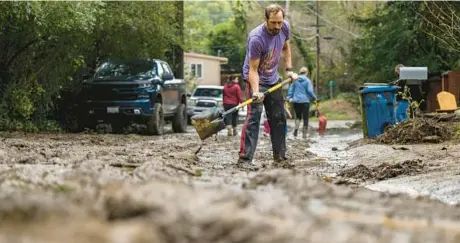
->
[[1, 123, 460, 243]]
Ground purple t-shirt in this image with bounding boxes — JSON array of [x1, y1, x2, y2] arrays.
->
[[242, 20, 290, 86]]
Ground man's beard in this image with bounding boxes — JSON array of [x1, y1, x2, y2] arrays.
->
[[268, 28, 281, 35]]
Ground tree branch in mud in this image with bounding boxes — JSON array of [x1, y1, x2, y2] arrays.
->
[[109, 163, 139, 169], [166, 164, 201, 177]]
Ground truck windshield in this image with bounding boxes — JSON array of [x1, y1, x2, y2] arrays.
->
[[193, 88, 223, 98], [94, 60, 156, 79]]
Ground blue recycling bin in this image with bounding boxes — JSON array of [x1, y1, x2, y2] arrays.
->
[[395, 100, 409, 123], [360, 85, 399, 138]]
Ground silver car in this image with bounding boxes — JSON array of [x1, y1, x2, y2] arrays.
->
[[187, 85, 224, 118], [187, 85, 248, 124]]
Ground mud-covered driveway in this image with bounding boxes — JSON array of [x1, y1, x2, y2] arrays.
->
[[1, 124, 460, 243]]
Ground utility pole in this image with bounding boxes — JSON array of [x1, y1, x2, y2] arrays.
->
[[285, 0, 290, 16], [315, 0, 320, 96]]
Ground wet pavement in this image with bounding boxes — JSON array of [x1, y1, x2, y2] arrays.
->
[[1, 121, 460, 242]]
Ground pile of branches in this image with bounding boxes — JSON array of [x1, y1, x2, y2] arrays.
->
[[377, 117, 453, 144]]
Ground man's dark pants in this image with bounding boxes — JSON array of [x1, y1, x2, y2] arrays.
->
[[239, 79, 287, 162]]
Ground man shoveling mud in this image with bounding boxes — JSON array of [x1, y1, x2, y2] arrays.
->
[[238, 4, 298, 170]]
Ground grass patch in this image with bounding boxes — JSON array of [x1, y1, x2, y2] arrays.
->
[[308, 93, 361, 121], [310, 113, 352, 121], [0, 119, 62, 133]]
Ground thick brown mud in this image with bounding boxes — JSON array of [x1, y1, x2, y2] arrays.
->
[[336, 159, 425, 184], [0, 129, 460, 242]]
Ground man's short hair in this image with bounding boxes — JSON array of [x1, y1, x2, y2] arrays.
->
[[265, 4, 285, 19]]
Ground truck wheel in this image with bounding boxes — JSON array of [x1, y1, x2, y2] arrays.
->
[[111, 121, 125, 134], [146, 103, 164, 135], [63, 113, 80, 133], [172, 103, 187, 133], [79, 119, 97, 132]]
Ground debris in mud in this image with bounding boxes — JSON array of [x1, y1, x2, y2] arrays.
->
[[109, 163, 139, 169], [272, 160, 295, 169], [243, 173, 279, 189], [346, 138, 372, 150], [166, 164, 201, 177], [392, 146, 409, 150], [337, 159, 424, 182], [377, 118, 453, 144], [422, 136, 441, 143]]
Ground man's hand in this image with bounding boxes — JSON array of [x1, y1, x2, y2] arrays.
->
[[287, 71, 299, 81], [252, 91, 264, 103]]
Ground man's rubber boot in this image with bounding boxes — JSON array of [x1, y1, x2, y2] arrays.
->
[[302, 126, 308, 139], [237, 157, 259, 171], [273, 154, 294, 168], [226, 125, 232, 136], [233, 127, 238, 136]]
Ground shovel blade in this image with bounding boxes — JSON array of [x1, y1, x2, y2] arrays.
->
[[191, 108, 226, 140], [192, 118, 226, 140]]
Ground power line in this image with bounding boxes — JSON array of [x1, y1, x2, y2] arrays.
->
[[290, 31, 317, 41], [302, 4, 361, 38]]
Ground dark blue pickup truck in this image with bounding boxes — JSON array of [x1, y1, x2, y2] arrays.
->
[[78, 59, 187, 135]]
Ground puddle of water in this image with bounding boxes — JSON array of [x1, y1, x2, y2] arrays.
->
[[306, 129, 363, 170]]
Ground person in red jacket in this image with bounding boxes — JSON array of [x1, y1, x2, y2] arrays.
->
[[223, 75, 243, 136]]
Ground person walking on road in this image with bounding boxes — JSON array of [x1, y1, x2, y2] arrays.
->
[[286, 67, 317, 139], [238, 3, 298, 169], [223, 75, 243, 136]]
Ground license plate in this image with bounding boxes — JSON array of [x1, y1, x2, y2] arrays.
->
[[107, 106, 119, 114]]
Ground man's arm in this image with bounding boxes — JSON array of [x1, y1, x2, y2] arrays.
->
[[248, 58, 261, 93], [283, 40, 298, 81], [282, 40, 292, 70], [283, 40, 292, 68]]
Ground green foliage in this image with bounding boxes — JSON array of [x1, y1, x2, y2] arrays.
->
[[397, 87, 424, 120], [336, 92, 360, 110], [207, 20, 246, 73], [0, 118, 61, 133], [184, 0, 247, 74], [0, 1, 183, 132], [184, 1, 234, 53], [348, 2, 458, 85]]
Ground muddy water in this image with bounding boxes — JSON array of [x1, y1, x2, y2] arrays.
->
[[303, 128, 363, 177], [0, 125, 460, 242], [315, 123, 460, 206]]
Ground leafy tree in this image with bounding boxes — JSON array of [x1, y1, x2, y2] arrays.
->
[[0, 1, 183, 130], [184, 1, 233, 53], [207, 1, 248, 74], [348, 1, 457, 86]]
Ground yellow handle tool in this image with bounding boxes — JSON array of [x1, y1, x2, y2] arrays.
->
[[228, 78, 293, 115]]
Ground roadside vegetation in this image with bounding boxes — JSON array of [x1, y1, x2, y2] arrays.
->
[[1, 1, 460, 132], [0, 1, 183, 132], [309, 92, 360, 121]]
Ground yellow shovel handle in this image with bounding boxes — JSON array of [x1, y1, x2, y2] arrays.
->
[[236, 78, 293, 110]]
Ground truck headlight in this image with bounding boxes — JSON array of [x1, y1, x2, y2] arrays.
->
[[188, 99, 196, 105], [139, 83, 152, 88]]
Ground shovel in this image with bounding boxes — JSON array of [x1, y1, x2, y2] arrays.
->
[[191, 78, 293, 141]]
